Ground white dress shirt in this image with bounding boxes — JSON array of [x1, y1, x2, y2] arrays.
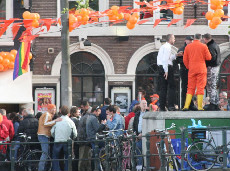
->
[[157, 42, 176, 73]]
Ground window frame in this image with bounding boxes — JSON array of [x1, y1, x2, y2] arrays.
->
[[133, 0, 183, 26], [0, 0, 14, 45]]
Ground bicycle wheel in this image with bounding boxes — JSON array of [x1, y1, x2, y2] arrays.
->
[[131, 147, 144, 171], [99, 147, 107, 170], [24, 150, 52, 171], [186, 141, 216, 171]]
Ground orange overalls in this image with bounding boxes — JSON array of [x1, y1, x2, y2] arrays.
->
[[183, 40, 211, 110]]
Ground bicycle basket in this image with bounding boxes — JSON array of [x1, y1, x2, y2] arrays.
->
[[190, 129, 206, 139]]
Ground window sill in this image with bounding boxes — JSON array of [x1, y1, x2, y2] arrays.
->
[[0, 41, 14, 46]]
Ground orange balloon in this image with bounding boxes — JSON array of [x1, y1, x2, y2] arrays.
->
[[10, 49, 17, 57], [80, 8, 88, 16], [214, 9, 224, 17], [211, 0, 221, 6], [30, 13, 36, 20], [82, 16, 89, 22], [0, 56, 3, 63], [205, 11, 214, 20], [0, 64, 3, 71], [3, 59, 10, 67], [7, 53, 15, 62], [216, 4, 223, 9], [129, 16, 138, 24], [212, 16, 222, 25], [210, 4, 217, 10], [175, 7, 183, 15], [3, 66, 8, 71], [69, 14, 78, 25], [124, 13, 131, 21], [126, 22, 135, 30], [77, 16, 82, 22], [118, 13, 124, 20], [1, 52, 7, 59], [8, 62, 14, 69], [32, 20, 39, 28], [110, 15, 119, 21], [132, 12, 139, 19], [75, 10, 80, 15], [34, 13, 40, 20], [111, 6, 119, 11], [29, 52, 32, 60], [23, 11, 31, 19], [175, 0, 182, 7]]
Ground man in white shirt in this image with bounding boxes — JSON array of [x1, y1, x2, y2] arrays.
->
[[157, 34, 179, 111], [51, 105, 77, 171]]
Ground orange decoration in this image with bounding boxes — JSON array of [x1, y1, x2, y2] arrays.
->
[[212, 16, 222, 25], [80, 9, 88, 16], [10, 50, 17, 57], [209, 21, 218, 29], [69, 14, 78, 25], [91, 17, 99, 22], [8, 62, 14, 69], [1, 52, 7, 59], [7, 53, 15, 62], [23, 11, 31, 19], [132, 12, 139, 19], [34, 13, 40, 20], [129, 16, 138, 24], [3, 59, 10, 67], [118, 13, 124, 20], [175, 7, 184, 15], [216, 4, 223, 9], [32, 20, 39, 28], [211, 0, 221, 6], [210, 4, 217, 10], [214, 9, 224, 17], [126, 22, 135, 30], [3, 66, 8, 71], [77, 16, 82, 22], [58, 18, 61, 26], [0, 56, 3, 64], [0, 64, 3, 71], [30, 13, 36, 20], [111, 6, 119, 11], [205, 11, 214, 20], [75, 10, 80, 15], [82, 16, 89, 22], [124, 13, 131, 21]]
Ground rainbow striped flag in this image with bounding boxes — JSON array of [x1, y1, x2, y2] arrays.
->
[[13, 41, 31, 80]]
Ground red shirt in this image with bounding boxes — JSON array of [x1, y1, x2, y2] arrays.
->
[[2, 115, 15, 141], [125, 112, 135, 130]]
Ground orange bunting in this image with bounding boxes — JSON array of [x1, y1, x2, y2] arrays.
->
[[168, 19, 182, 27], [137, 19, 150, 25], [41, 19, 52, 31], [184, 19, 196, 28], [12, 22, 23, 40], [153, 19, 165, 28]]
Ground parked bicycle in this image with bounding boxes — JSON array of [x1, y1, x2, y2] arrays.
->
[[155, 123, 179, 171], [12, 133, 52, 171], [186, 128, 230, 171]]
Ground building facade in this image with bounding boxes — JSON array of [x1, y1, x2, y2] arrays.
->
[[0, 0, 230, 113]]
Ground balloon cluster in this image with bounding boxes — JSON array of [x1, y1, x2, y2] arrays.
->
[[107, 6, 124, 21], [23, 11, 41, 28], [205, 0, 225, 29], [0, 50, 32, 72], [125, 13, 139, 30], [170, 0, 184, 15]]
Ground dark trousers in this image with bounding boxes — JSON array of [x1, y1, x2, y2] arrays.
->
[[52, 143, 68, 171], [158, 65, 176, 110], [180, 67, 195, 108]]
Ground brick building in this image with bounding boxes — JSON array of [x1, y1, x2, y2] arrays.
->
[[0, 0, 230, 113]]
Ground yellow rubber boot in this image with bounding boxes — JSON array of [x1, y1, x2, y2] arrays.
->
[[183, 94, 193, 110], [197, 95, 204, 111]]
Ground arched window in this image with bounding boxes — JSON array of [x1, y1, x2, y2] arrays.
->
[[135, 52, 180, 106], [219, 55, 230, 99], [71, 51, 105, 107]]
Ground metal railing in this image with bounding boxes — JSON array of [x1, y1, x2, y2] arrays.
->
[[0, 126, 229, 171]]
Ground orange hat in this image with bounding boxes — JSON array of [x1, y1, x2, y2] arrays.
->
[[150, 94, 159, 99], [47, 104, 56, 110]]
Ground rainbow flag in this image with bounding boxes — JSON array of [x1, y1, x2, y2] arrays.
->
[[13, 41, 31, 80]]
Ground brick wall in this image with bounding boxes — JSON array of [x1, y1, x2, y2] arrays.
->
[[31, 0, 57, 18]]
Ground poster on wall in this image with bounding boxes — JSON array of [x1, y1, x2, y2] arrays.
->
[[35, 88, 55, 114], [111, 87, 131, 114]]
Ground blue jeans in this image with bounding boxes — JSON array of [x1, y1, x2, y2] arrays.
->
[[52, 143, 68, 171], [136, 140, 143, 166], [38, 135, 50, 171]]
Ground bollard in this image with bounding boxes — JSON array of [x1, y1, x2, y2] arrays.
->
[[222, 129, 227, 169], [181, 129, 186, 171], [94, 140, 99, 171], [145, 133, 151, 171], [11, 141, 15, 171], [131, 134, 136, 171], [67, 139, 73, 171]]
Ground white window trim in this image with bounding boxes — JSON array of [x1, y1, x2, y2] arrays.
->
[[133, 0, 183, 26], [208, 0, 230, 25], [0, 0, 14, 45]]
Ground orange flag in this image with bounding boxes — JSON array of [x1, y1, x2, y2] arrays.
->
[[168, 19, 182, 27], [41, 19, 52, 31], [184, 19, 196, 28], [0, 19, 15, 38], [153, 19, 165, 28], [137, 19, 150, 25], [12, 22, 23, 40]]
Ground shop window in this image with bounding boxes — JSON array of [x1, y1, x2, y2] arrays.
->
[[71, 51, 105, 107], [69, 0, 99, 11], [135, 52, 180, 105]]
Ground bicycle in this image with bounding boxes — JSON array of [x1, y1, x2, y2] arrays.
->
[[12, 133, 52, 171], [155, 123, 179, 171], [186, 128, 230, 171]]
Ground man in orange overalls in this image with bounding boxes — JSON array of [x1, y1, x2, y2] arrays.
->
[[183, 34, 212, 110]]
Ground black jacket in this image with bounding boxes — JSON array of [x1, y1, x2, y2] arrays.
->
[[17, 114, 38, 142], [176, 42, 187, 70], [77, 113, 90, 143], [206, 39, 221, 67], [133, 111, 141, 136]]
